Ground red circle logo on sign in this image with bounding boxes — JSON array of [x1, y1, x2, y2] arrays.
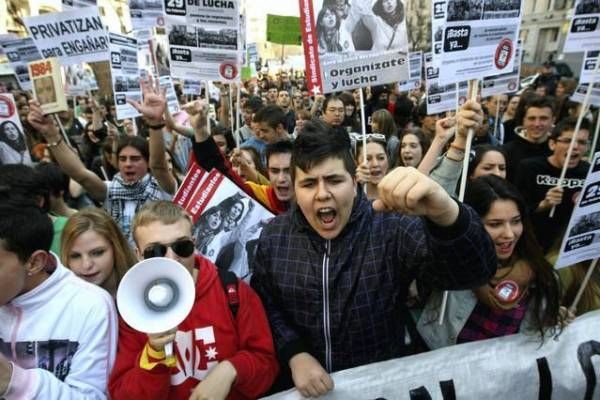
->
[[0, 95, 15, 118], [219, 63, 238, 80], [495, 38, 513, 70]]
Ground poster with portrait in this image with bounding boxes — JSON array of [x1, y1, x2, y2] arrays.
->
[[28, 58, 68, 115], [129, 0, 166, 30], [0, 37, 43, 91], [63, 63, 99, 96], [431, 0, 523, 85], [163, 0, 241, 82], [299, 0, 410, 94], [397, 51, 422, 92], [579, 50, 599, 84], [563, 0, 600, 53], [147, 34, 181, 115], [0, 94, 32, 165], [184, 169, 274, 281], [424, 52, 467, 114], [108, 33, 142, 120], [556, 152, 600, 268], [481, 39, 521, 98], [23, 7, 110, 65]]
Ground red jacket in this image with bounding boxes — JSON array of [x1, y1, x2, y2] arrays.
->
[[108, 256, 278, 399]]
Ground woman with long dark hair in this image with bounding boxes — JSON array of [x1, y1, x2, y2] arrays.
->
[[0, 120, 31, 164], [418, 175, 564, 348]]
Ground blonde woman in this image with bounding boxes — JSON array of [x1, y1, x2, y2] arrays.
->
[[61, 208, 137, 296]]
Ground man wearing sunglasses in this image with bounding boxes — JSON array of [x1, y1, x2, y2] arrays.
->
[[109, 201, 278, 400], [516, 117, 591, 252]]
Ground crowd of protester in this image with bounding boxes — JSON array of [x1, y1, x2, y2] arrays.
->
[[0, 60, 599, 399]]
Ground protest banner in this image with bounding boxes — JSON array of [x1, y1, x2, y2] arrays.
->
[[266, 14, 302, 45], [571, 82, 600, 107], [481, 39, 522, 98], [63, 63, 99, 96], [431, 0, 523, 85], [0, 37, 43, 91], [564, 0, 600, 53], [28, 58, 68, 115], [264, 309, 600, 399], [164, 0, 241, 82], [108, 32, 142, 120], [62, 0, 97, 10], [0, 33, 18, 57], [299, 0, 410, 94], [424, 52, 467, 114], [177, 169, 274, 281], [397, 51, 422, 92], [129, 0, 165, 30], [580, 50, 599, 84], [0, 93, 32, 165], [24, 7, 110, 65], [182, 79, 202, 95], [556, 152, 600, 268]]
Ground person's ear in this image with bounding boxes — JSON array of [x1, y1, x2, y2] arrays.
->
[[134, 246, 143, 261], [25, 250, 50, 276]]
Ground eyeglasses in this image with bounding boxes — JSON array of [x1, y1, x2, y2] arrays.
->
[[142, 238, 195, 259], [554, 137, 590, 147], [351, 133, 387, 142]]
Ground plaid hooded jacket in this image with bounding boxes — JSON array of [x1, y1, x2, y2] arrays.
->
[[251, 190, 497, 373]]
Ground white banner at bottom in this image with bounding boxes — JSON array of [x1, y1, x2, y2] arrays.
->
[[264, 310, 600, 399]]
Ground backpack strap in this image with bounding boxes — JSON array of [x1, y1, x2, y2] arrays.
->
[[217, 269, 240, 318]]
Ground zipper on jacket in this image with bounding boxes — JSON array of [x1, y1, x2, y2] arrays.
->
[[322, 240, 332, 372]]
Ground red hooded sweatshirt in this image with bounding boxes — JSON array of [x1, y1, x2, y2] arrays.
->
[[108, 256, 278, 399]]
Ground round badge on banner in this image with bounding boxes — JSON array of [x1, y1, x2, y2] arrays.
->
[[495, 38, 513, 70], [0, 95, 15, 118], [219, 62, 238, 80], [508, 81, 517, 91]]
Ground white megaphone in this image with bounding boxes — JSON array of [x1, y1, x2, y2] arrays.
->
[[117, 257, 195, 358]]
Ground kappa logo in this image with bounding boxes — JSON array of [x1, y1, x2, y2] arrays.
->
[[171, 326, 219, 385], [536, 175, 585, 189]]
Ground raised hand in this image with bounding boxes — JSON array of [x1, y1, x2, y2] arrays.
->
[[27, 100, 59, 139], [128, 76, 167, 123], [373, 167, 459, 227]]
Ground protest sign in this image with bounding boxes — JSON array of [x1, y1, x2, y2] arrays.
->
[[556, 152, 600, 268], [28, 58, 68, 115], [431, 0, 523, 85], [1, 38, 43, 91], [564, 0, 600, 53], [24, 7, 110, 65], [182, 79, 202, 95], [266, 14, 302, 45], [164, 0, 241, 82], [108, 32, 142, 120], [129, 0, 165, 30], [481, 39, 521, 98], [0, 33, 18, 57], [398, 51, 422, 92], [0, 93, 32, 165], [425, 52, 467, 114], [580, 50, 599, 84], [571, 82, 600, 107], [299, 0, 410, 94], [247, 42, 259, 65], [176, 169, 274, 281], [63, 63, 99, 96], [264, 309, 600, 400], [62, 0, 97, 10]]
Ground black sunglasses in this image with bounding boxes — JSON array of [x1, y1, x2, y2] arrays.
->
[[142, 238, 194, 259]]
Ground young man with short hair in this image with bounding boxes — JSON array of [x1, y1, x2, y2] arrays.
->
[[109, 201, 278, 400], [321, 96, 345, 128], [276, 90, 296, 134], [503, 96, 555, 182], [0, 198, 117, 399], [251, 120, 496, 397], [516, 117, 591, 252], [253, 105, 290, 144]]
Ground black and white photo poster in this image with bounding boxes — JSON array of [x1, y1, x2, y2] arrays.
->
[[0, 38, 42, 91], [564, 0, 600, 53], [431, 0, 522, 85], [579, 50, 599, 85], [128, 0, 165, 30], [0, 94, 32, 165], [556, 152, 600, 268], [397, 51, 422, 92], [425, 52, 467, 114], [164, 0, 241, 82], [299, 0, 410, 94], [109, 33, 142, 120]]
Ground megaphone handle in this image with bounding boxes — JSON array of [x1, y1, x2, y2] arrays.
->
[[164, 342, 174, 358]]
